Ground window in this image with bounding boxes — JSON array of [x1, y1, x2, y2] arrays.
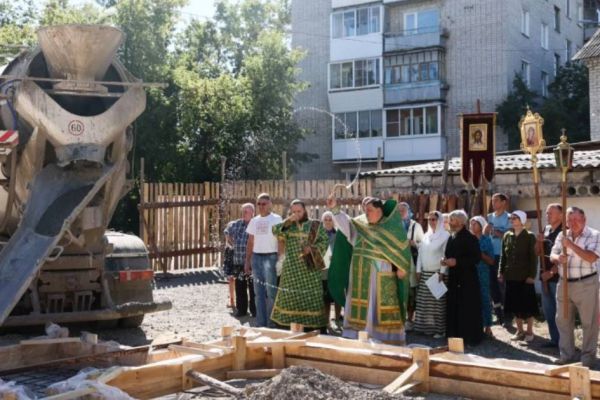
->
[[370, 110, 382, 137], [522, 10, 530, 36], [521, 60, 530, 87], [334, 110, 382, 140], [343, 11, 355, 37], [541, 71, 549, 98], [330, 64, 341, 89], [341, 62, 353, 87], [386, 106, 440, 137], [566, 39, 572, 61], [578, 5, 584, 26], [329, 58, 380, 90], [331, 6, 380, 38], [383, 50, 443, 84], [554, 53, 561, 76], [357, 8, 369, 35], [404, 9, 439, 35], [332, 13, 343, 38], [541, 23, 549, 49], [566, 0, 570, 19], [554, 6, 561, 32]]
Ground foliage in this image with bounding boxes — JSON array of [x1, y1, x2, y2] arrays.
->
[[0, 0, 311, 233], [496, 63, 590, 150], [540, 62, 590, 145], [495, 74, 537, 150]]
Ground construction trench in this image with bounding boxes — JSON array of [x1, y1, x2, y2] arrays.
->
[[0, 323, 598, 399]]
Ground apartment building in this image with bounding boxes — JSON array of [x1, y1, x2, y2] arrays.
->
[[291, 0, 589, 179]]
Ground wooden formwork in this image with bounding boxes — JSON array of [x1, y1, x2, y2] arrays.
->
[[102, 326, 598, 400]]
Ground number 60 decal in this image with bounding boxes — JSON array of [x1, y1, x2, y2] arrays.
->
[[68, 120, 85, 136]]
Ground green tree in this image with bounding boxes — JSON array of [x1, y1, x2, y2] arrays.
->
[[540, 62, 590, 145], [496, 74, 537, 150]]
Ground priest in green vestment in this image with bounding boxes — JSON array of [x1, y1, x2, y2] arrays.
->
[[327, 195, 411, 344]]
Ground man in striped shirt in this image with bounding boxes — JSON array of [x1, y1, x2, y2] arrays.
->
[[551, 207, 600, 367]]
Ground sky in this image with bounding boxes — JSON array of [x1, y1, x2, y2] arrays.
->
[[181, 1, 218, 21]]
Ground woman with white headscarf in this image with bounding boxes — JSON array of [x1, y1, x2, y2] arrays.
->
[[413, 211, 450, 338]]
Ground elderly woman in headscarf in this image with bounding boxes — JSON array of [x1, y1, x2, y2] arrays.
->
[[321, 211, 342, 332], [413, 211, 450, 338], [499, 210, 538, 342], [443, 209, 483, 345], [470, 215, 496, 337]]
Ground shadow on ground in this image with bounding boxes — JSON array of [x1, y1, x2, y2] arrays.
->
[[154, 268, 226, 289]]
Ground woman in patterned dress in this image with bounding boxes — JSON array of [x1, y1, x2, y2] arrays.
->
[[271, 200, 329, 330]]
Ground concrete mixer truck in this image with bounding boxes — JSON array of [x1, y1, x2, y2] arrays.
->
[[0, 24, 171, 328]]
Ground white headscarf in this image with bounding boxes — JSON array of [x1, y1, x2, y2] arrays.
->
[[423, 211, 449, 244]]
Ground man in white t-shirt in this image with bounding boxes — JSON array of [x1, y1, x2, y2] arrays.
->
[[245, 193, 282, 327]]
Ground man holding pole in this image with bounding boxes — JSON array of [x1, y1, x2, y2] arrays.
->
[[550, 207, 600, 367], [537, 204, 562, 348]]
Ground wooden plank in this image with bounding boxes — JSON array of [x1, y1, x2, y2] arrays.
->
[[246, 340, 306, 348], [232, 336, 246, 371], [358, 331, 369, 342], [430, 376, 567, 400], [545, 362, 582, 376], [185, 370, 242, 396], [181, 360, 193, 390], [43, 387, 97, 400], [226, 369, 281, 380], [447, 338, 464, 353], [272, 345, 285, 369], [412, 347, 430, 392], [570, 366, 592, 400], [383, 362, 421, 393], [290, 323, 304, 333], [20, 338, 80, 345], [168, 345, 223, 357]]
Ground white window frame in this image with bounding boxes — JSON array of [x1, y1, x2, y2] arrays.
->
[[333, 109, 383, 140], [522, 10, 530, 37], [384, 104, 442, 138], [328, 57, 381, 91], [331, 6, 381, 39], [577, 4, 583, 26], [521, 60, 531, 88], [541, 23, 549, 49]]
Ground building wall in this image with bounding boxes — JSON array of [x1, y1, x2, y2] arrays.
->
[[291, 0, 586, 179], [587, 58, 600, 140], [442, 0, 509, 155], [292, 0, 342, 179]]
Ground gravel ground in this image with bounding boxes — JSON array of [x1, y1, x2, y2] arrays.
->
[[1, 267, 598, 399]]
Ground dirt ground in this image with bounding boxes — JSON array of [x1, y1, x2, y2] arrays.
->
[[1, 267, 598, 399]]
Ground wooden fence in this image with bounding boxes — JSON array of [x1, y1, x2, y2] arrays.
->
[[139, 179, 373, 272], [138, 176, 492, 272]]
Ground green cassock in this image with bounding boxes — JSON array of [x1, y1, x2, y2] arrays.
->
[[328, 199, 410, 330]]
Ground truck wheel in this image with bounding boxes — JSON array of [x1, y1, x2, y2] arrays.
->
[[119, 315, 144, 328]]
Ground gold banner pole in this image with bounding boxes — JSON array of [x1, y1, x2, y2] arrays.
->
[[554, 130, 574, 319]]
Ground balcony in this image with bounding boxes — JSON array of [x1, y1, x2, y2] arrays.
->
[[332, 0, 377, 8], [384, 134, 446, 162], [384, 28, 447, 53], [332, 137, 383, 161], [384, 81, 446, 105]]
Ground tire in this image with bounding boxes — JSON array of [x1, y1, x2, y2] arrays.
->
[[119, 315, 144, 328]]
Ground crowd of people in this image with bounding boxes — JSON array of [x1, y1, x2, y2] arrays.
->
[[223, 191, 600, 367]]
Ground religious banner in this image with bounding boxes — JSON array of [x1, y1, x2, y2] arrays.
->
[[519, 107, 545, 154], [460, 112, 496, 188]]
